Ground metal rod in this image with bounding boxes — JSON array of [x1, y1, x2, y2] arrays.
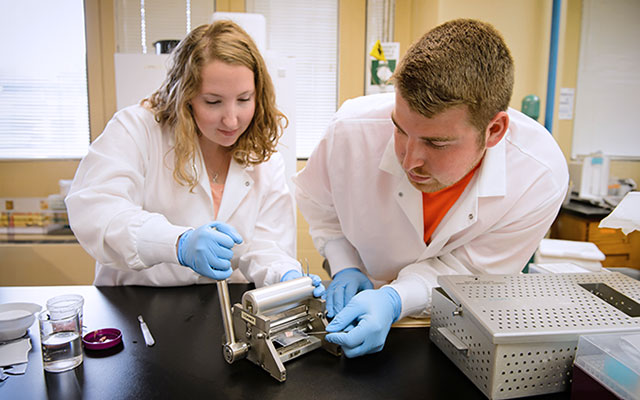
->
[[217, 280, 236, 345], [269, 310, 309, 332], [544, 0, 562, 133]]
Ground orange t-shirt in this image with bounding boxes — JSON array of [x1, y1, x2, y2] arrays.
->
[[422, 162, 481, 244]]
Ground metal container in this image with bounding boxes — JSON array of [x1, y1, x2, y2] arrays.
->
[[153, 40, 180, 54], [430, 272, 640, 399]]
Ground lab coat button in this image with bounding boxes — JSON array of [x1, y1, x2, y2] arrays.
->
[[468, 213, 473, 220], [245, 181, 250, 187], [398, 192, 403, 197]]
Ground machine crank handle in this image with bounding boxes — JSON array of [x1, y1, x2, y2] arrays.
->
[[217, 280, 248, 363]]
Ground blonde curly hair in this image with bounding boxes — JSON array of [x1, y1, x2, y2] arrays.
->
[[144, 20, 287, 190]]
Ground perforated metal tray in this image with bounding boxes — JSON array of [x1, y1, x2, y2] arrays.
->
[[430, 272, 640, 399]]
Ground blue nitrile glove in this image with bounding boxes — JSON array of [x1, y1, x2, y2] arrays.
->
[[324, 267, 373, 318], [281, 270, 326, 298], [177, 222, 243, 280], [324, 287, 401, 358]]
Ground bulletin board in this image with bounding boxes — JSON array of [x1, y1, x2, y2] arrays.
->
[[571, 0, 640, 159]]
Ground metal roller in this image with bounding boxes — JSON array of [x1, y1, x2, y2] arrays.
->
[[242, 276, 314, 315]]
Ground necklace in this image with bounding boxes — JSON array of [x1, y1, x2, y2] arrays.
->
[[202, 150, 231, 185], [205, 166, 219, 183]]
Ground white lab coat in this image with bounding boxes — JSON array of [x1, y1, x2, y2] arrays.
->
[[294, 93, 569, 318], [66, 104, 299, 287]]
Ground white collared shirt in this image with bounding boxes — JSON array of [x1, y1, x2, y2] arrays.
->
[[294, 93, 569, 318], [66, 104, 298, 286]]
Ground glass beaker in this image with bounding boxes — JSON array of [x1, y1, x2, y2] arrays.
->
[[38, 307, 83, 373]]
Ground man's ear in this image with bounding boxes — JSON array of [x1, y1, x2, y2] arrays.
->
[[485, 111, 509, 148]]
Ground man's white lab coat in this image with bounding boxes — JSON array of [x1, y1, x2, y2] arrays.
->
[[66, 105, 298, 286], [294, 93, 569, 319]]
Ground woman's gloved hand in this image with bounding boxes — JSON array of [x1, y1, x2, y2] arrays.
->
[[324, 267, 373, 318], [281, 270, 326, 298], [324, 287, 401, 358], [177, 222, 243, 280]]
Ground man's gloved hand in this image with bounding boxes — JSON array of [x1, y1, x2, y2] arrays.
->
[[281, 270, 326, 298], [177, 222, 243, 280], [324, 267, 373, 318], [324, 287, 401, 358]]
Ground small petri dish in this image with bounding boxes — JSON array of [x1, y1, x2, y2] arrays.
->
[[83, 328, 122, 350]]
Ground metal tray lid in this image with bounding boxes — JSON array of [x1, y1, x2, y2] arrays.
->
[[436, 272, 640, 344]]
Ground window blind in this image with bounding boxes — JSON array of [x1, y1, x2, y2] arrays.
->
[[0, 0, 89, 160], [246, 0, 338, 158]]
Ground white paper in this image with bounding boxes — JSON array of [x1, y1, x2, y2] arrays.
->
[[0, 338, 31, 367], [538, 238, 605, 260], [599, 192, 640, 234], [558, 88, 575, 120], [4, 362, 27, 375]]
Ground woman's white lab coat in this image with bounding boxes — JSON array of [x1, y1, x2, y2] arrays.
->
[[66, 104, 298, 287], [294, 93, 569, 319]]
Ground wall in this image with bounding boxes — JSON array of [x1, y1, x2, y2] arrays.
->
[[1, 244, 95, 285], [338, 0, 366, 105]]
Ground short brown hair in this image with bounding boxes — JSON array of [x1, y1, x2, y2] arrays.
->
[[145, 20, 286, 189], [393, 19, 514, 133]]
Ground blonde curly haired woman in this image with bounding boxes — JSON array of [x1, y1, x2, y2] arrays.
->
[[67, 21, 322, 294]]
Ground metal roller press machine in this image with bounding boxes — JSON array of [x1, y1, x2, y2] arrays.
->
[[216, 277, 341, 381]]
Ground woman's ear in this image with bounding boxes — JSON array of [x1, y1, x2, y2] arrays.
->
[[485, 111, 509, 148]]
